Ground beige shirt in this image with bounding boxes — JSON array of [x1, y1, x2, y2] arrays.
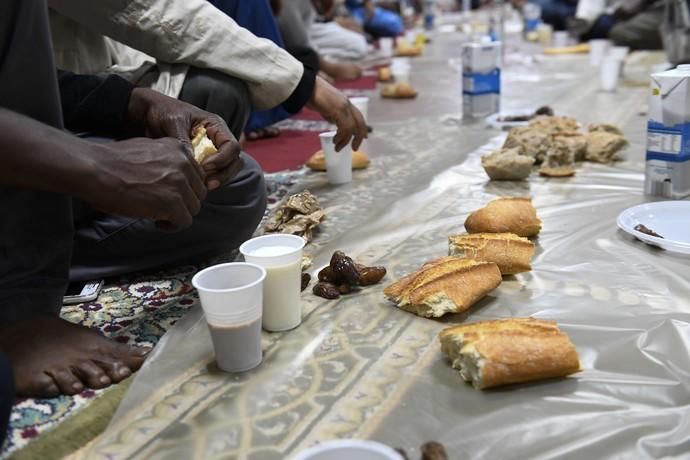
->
[[48, 0, 304, 110]]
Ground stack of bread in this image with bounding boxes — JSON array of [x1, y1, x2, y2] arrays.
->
[[385, 197, 540, 318], [482, 115, 629, 181], [384, 197, 579, 389]]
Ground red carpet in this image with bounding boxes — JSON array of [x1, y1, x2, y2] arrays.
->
[[246, 74, 377, 173], [245, 130, 321, 173]]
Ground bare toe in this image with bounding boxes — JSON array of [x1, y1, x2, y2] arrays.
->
[[47, 368, 84, 396], [30, 373, 60, 399], [92, 358, 131, 384], [74, 360, 111, 389], [110, 343, 150, 370]]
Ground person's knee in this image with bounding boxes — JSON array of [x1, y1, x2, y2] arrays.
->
[[609, 23, 633, 47], [181, 69, 251, 139], [206, 153, 267, 242]]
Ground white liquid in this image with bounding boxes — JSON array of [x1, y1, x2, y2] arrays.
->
[[250, 245, 296, 257], [262, 259, 302, 331]]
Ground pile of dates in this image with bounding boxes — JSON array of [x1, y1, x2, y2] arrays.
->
[[311, 251, 387, 299]]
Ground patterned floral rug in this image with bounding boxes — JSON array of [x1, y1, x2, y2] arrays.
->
[[1, 171, 303, 459]]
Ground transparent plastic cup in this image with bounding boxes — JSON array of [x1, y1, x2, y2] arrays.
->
[[379, 37, 394, 57], [192, 262, 266, 372], [608, 46, 630, 60], [589, 39, 611, 66], [292, 440, 404, 460], [600, 57, 623, 91], [319, 131, 353, 184], [240, 234, 305, 332]]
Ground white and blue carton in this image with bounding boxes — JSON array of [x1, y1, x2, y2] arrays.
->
[[462, 42, 501, 119], [645, 64, 690, 198]]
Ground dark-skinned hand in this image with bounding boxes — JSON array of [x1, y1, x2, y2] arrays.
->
[[126, 87, 243, 191], [307, 76, 367, 151]]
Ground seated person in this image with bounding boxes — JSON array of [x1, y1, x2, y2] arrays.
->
[[345, 0, 404, 37], [609, 0, 663, 50], [278, 0, 364, 81], [311, 4, 368, 62], [2, 0, 266, 400], [49, 0, 366, 150]]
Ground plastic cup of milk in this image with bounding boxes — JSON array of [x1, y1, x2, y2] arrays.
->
[[379, 37, 394, 57], [589, 39, 611, 66], [319, 131, 353, 184], [192, 262, 266, 372], [608, 46, 630, 60], [240, 234, 305, 332], [600, 57, 623, 91], [292, 440, 404, 460]]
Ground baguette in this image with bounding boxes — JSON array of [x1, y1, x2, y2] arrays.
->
[[191, 126, 218, 164], [464, 197, 542, 237], [384, 258, 502, 318], [448, 233, 535, 275], [439, 318, 580, 389]]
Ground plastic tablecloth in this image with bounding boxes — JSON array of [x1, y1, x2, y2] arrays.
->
[[79, 36, 690, 460]]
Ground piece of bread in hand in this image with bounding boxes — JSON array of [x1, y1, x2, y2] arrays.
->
[[464, 197, 542, 237], [384, 257, 502, 318], [191, 126, 218, 164], [381, 83, 418, 99], [439, 317, 580, 390], [305, 150, 370, 171], [448, 233, 535, 275]]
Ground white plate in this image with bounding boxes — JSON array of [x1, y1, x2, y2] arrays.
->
[[616, 201, 690, 254], [485, 111, 533, 130]]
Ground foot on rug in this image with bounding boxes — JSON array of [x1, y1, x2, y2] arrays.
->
[[0, 317, 150, 397], [246, 126, 281, 141]]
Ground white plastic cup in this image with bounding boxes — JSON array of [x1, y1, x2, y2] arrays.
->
[[240, 234, 305, 332], [552, 31, 569, 48], [379, 37, 394, 57], [600, 57, 623, 91], [589, 39, 611, 66], [192, 262, 266, 372], [391, 66, 410, 84], [349, 97, 369, 122], [405, 30, 416, 44], [319, 131, 353, 184], [292, 440, 404, 460], [608, 46, 630, 60]]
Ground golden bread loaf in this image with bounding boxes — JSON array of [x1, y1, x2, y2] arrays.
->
[[305, 150, 370, 171], [439, 317, 580, 389], [448, 233, 535, 275], [464, 197, 542, 237], [384, 257, 502, 318], [381, 82, 418, 99]]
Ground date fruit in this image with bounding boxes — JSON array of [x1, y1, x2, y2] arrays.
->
[[331, 251, 361, 285], [358, 266, 387, 286], [318, 265, 343, 284], [312, 282, 340, 299], [301, 273, 311, 292], [421, 441, 448, 460]]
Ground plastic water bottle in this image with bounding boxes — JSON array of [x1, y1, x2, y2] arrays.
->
[[424, 0, 436, 30]]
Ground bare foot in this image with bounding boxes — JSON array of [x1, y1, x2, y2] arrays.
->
[[0, 316, 150, 397], [246, 126, 281, 141], [331, 62, 363, 81]]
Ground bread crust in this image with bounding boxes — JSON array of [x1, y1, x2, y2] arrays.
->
[[448, 232, 535, 275], [305, 150, 370, 171], [464, 197, 541, 237], [439, 318, 580, 389], [385, 258, 502, 318]]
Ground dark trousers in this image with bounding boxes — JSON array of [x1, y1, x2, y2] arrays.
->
[[0, 354, 13, 446]]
